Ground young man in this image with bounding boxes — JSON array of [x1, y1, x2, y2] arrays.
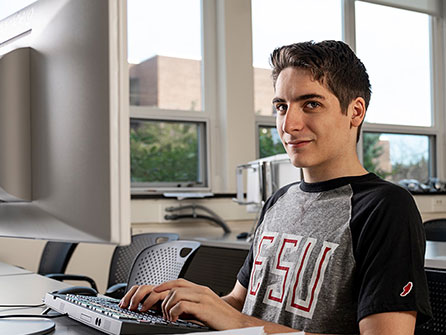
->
[[120, 40, 431, 334]]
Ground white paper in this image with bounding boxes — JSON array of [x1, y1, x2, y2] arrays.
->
[[180, 326, 265, 335], [175, 326, 305, 335]]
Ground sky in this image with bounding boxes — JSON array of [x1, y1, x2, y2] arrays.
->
[[0, 0, 431, 165]]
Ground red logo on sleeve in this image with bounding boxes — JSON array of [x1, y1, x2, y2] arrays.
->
[[400, 282, 413, 297]]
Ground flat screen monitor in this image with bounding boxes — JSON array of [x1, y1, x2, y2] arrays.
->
[[0, 0, 131, 245]]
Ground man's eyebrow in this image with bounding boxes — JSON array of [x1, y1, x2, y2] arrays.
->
[[272, 94, 325, 104]]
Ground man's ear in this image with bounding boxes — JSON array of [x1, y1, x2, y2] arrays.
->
[[350, 97, 366, 128]]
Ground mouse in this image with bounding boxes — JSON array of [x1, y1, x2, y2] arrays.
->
[[53, 286, 98, 296], [237, 231, 249, 239]]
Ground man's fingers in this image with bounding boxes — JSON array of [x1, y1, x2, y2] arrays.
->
[[140, 290, 169, 312], [129, 286, 154, 310], [167, 301, 198, 322], [161, 287, 207, 320], [119, 285, 139, 308], [153, 278, 194, 293]]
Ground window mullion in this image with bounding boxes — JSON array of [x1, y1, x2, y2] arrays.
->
[[342, 0, 356, 49], [430, 15, 445, 180]]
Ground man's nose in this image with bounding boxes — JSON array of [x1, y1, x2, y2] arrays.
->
[[282, 106, 304, 134]]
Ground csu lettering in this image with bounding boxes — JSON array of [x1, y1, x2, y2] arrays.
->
[[248, 232, 338, 319]]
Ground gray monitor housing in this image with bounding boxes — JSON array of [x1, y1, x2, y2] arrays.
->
[[0, 0, 131, 244]]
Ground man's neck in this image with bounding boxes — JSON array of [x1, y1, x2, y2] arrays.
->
[[302, 156, 368, 183]]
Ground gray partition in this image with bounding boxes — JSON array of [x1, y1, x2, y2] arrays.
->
[[0, 47, 31, 202]]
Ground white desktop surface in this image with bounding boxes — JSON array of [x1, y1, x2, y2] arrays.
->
[[425, 241, 446, 269], [1, 239, 446, 335], [0, 261, 32, 276], [0, 262, 103, 334]]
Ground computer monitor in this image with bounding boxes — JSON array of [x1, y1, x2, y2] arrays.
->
[[0, 0, 131, 245]]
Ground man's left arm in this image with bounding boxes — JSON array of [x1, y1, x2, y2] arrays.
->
[[359, 311, 417, 335]]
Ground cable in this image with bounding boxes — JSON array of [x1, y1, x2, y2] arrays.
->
[[165, 204, 231, 234], [166, 204, 223, 221], [0, 304, 45, 308], [0, 313, 67, 319], [165, 213, 231, 234]]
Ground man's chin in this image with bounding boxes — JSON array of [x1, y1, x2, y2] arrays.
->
[[288, 156, 312, 168]]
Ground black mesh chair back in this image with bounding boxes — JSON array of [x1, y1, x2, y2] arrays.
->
[[38, 241, 78, 275], [424, 219, 446, 241], [127, 240, 200, 288], [107, 232, 179, 288], [415, 268, 446, 334], [182, 245, 249, 296]]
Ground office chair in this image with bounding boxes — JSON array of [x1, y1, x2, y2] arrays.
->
[[38, 241, 98, 291], [39, 233, 179, 297], [126, 240, 200, 289], [105, 232, 179, 298], [415, 268, 446, 334], [424, 218, 446, 241], [182, 245, 249, 296]]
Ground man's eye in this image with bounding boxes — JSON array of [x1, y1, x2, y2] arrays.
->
[[275, 104, 287, 113], [305, 101, 320, 109]]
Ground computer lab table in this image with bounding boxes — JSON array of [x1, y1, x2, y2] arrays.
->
[[425, 240, 446, 269], [0, 260, 32, 276], [0, 261, 104, 334], [1, 238, 446, 335]]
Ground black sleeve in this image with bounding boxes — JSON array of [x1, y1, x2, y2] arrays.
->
[[237, 243, 254, 288], [352, 186, 432, 325]]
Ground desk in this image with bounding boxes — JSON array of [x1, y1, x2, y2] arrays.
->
[[0, 262, 102, 334], [425, 241, 446, 269], [2, 239, 446, 335], [0, 261, 32, 276]]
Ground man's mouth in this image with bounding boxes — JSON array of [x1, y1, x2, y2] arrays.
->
[[286, 139, 313, 148]]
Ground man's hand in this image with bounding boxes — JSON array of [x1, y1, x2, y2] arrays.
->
[[153, 279, 247, 330], [118, 284, 169, 312], [119, 279, 300, 333]]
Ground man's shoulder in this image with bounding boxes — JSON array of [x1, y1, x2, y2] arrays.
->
[[351, 173, 414, 204]]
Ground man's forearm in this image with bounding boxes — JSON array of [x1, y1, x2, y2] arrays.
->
[[221, 295, 244, 311], [220, 297, 299, 334]]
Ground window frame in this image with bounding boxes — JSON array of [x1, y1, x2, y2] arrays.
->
[[127, 0, 446, 195], [129, 107, 210, 193], [252, 0, 445, 182], [362, 130, 437, 181], [128, 0, 213, 194], [348, 0, 445, 182]]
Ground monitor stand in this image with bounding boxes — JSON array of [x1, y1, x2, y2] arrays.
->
[[1, 319, 55, 335]]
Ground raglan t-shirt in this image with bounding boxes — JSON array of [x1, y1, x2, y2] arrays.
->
[[237, 173, 432, 334]]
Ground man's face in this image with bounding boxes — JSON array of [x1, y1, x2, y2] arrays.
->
[[274, 67, 356, 172]]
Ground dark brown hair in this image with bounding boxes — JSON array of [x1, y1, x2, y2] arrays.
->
[[270, 40, 371, 141]]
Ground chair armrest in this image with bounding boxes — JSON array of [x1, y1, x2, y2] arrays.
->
[[105, 283, 127, 299], [45, 273, 98, 292]]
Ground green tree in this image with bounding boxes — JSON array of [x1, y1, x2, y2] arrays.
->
[[130, 121, 199, 183], [362, 133, 390, 179], [390, 157, 428, 183], [259, 127, 286, 158]]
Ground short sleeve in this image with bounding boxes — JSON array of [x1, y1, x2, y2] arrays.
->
[[352, 187, 432, 324], [237, 244, 254, 288]]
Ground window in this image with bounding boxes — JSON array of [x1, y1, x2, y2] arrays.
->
[[125, 0, 445, 193], [363, 132, 434, 183], [127, 0, 202, 112], [258, 126, 285, 158], [0, 0, 37, 20], [355, 0, 440, 184], [127, 0, 208, 191], [356, 2, 431, 126], [130, 119, 207, 188]]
